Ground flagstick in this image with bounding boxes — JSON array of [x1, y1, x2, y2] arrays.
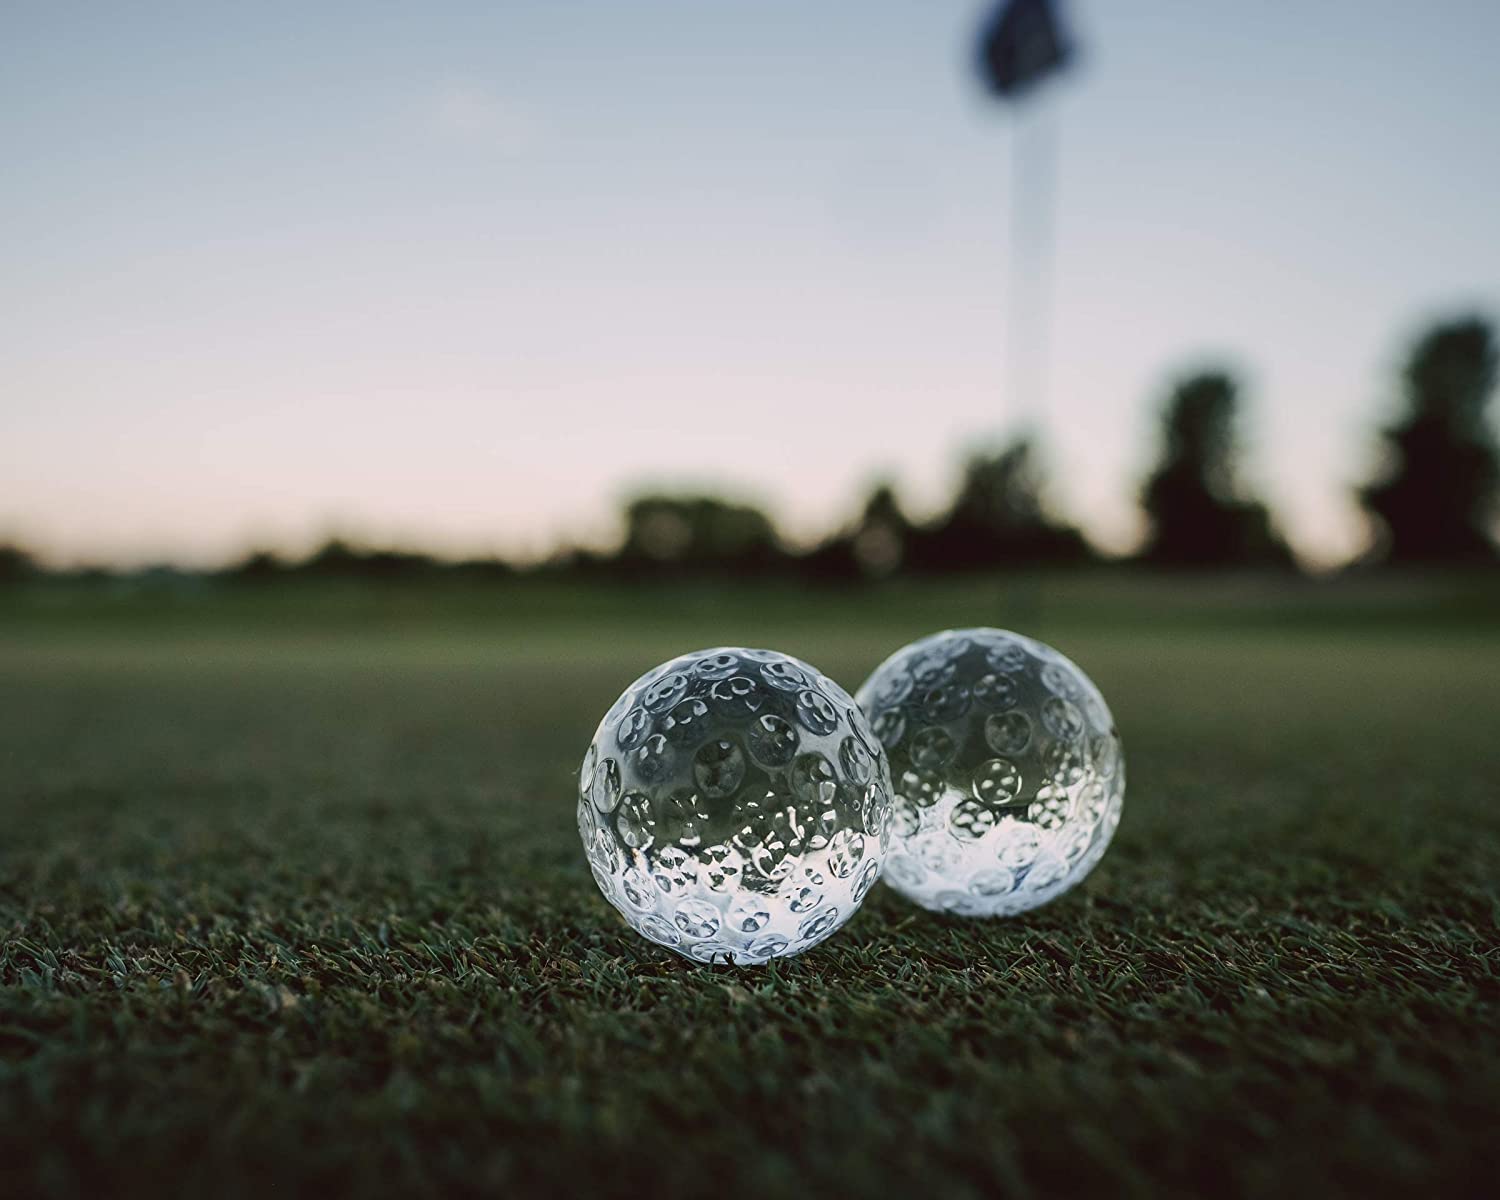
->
[[1005, 96, 1059, 437], [1002, 96, 1060, 629]]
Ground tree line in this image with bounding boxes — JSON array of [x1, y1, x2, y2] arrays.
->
[[2, 313, 1495, 587]]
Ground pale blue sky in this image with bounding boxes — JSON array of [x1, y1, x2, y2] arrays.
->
[[4, 1, 1498, 567]]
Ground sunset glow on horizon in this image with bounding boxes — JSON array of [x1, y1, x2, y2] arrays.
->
[[4, 0, 1498, 570]]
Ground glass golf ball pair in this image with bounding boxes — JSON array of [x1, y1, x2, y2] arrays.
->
[[577, 630, 1124, 964]]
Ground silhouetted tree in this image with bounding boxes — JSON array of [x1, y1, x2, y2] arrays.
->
[[225, 543, 513, 583], [290, 538, 441, 580], [1139, 372, 1290, 568], [1360, 317, 1499, 565], [616, 494, 789, 578], [301, 538, 365, 577], [447, 555, 515, 582], [227, 549, 287, 582], [850, 481, 913, 578], [796, 534, 861, 584], [907, 436, 1093, 572], [539, 545, 612, 580], [800, 479, 915, 583], [0, 544, 36, 585]]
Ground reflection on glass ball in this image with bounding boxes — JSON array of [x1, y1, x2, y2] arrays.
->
[[579, 648, 894, 964], [855, 628, 1123, 917]]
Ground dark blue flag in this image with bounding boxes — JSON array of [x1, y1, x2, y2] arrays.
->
[[978, 0, 1073, 101]]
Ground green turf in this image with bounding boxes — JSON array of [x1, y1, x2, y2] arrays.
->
[[2, 578, 1498, 1198]]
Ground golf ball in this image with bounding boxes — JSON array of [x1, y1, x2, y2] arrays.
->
[[578, 647, 894, 964], [855, 628, 1123, 916]]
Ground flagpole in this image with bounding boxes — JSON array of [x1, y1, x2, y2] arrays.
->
[[1000, 80, 1061, 631], [1005, 96, 1059, 438], [978, 0, 1074, 625]]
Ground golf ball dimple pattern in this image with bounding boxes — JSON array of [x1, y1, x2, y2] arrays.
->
[[856, 628, 1123, 917], [580, 648, 893, 964]]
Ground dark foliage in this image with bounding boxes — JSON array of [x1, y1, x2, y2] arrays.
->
[[1360, 317, 1499, 564], [227, 541, 513, 583], [446, 555, 516, 582], [802, 480, 916, 583], [612, 493, 790, 580], [302, 538, 442, 580], [228, 549, 288, 582], [1139, 372, 1291, 568], [906, 437, 1094, 572], [0, 543, 36, 585]]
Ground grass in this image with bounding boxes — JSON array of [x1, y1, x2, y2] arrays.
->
[[2, 575, 1498, 1198]]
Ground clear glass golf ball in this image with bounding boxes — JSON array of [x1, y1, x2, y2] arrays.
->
[[578, 647, 894, 964], [855, 628, 1123, 916]]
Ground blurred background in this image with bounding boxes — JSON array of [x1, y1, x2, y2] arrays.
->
[[3, 0, 1497, 595]]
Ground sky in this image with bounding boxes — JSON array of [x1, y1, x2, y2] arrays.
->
[[4, 0, 1498, 569]]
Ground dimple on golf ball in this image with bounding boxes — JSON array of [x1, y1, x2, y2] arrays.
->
[[855, 628, 1123, 916], [578, 647, 894, 964]]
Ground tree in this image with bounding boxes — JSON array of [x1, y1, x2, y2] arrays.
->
[[1139, 372, 1290, 568], [616, 494, 789, 578], [226, 549, 286, 582], [0, 544, 36, 585], [290, 538, 440, 580], [1360, 317, 1499, 565], [907, 435, 1092, 572], [800, 479, 915, 583], [849, 481, 913, 577]]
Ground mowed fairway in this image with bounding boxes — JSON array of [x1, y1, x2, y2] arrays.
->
[[2, 581, 1498, 1198]]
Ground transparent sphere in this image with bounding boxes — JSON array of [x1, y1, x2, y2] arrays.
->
[[578, 647, 894, 964], [854, 628, 1123, 917]]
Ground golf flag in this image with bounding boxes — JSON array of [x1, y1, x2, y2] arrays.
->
[[978, 0, 1073, 101]]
